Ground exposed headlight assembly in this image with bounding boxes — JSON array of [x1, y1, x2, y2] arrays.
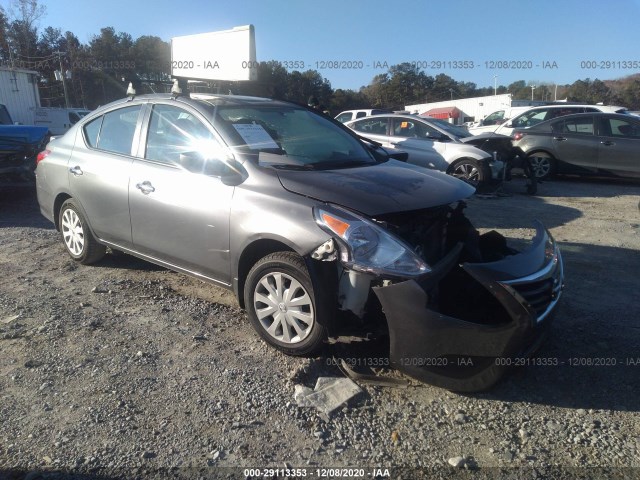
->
[[314, 205, 431, 278]]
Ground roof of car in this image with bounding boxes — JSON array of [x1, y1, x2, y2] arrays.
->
[[514, 112, 638, 131], [522, 104, 627, 112]]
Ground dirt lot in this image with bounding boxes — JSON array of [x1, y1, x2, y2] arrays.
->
[[1, 176, 639, 480]]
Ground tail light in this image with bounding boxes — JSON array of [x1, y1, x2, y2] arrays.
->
[[36, 149, 51, 165], [512, 132, 526, 141]]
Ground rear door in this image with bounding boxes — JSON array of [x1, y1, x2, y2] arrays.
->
[[549, 115, 599, 171], [388, 118, 449, 170], [128, 102, 234, 283], [69, 104, 143, 247], [596, 115, 640, 176]]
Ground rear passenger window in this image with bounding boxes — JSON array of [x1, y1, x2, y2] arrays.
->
[[98, 106, 141, 155], [83, 117, 102, 148], [83, 105, 141, 155], [351, 117, 388, 135], [558, 117, 594, 135]]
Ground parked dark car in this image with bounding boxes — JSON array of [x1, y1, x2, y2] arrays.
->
[[0, 104, 50, 187], [36, 92, 563, 391], [512, 112, 640, 179]]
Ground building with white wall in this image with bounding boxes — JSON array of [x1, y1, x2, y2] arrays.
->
[[405, 94, 546, 125]]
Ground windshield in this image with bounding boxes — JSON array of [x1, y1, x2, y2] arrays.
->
[[212, 104, 375, 169]]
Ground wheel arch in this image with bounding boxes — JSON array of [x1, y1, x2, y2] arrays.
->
[[235, 239, 296, 308], [446, 156, 477, 173], [53, 192, 73, 231], [446, 156, 492, 183], [525, 148, 556, 159], [54, 194, 101, 242], [525, 149, 558, 179]]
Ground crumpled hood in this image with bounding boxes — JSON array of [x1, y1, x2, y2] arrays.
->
[[276, 160, 475, 216]]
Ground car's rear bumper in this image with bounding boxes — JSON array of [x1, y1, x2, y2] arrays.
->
[[373, 221, 563, 391]]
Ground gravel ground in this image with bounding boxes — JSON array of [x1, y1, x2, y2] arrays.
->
[[1, 176, 639, 480]]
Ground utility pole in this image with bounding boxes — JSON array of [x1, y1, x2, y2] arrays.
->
[[55, 51, 70, 108], [494, 75, 497, 96], [530, 85, 536, 101]]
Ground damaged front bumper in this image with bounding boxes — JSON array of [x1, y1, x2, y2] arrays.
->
[[373, 221, 564, 392]]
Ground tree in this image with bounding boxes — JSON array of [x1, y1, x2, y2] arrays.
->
[[6, 0, 46, 63], [0, 7, 10, 63]]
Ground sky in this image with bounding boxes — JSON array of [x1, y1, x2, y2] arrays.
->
[[5, 0, 640, 93]]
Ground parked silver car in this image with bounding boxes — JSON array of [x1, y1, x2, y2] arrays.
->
[[512, 112, 640, 179], [36, 93, 563, 391], [345, 114, 502, 186]]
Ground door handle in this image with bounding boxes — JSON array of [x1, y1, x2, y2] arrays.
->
[[390, 142, 402, 147], [600, 141, 615, 146], [136, 181, 156, 194], [552, 136, 567, 141], [69, 166, 83, 176]]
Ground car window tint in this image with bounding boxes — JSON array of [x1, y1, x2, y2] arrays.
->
[[394, 119, 439, 138], [145, 104, 219, 172], [352, 117, 388, 135], [335, 113, 352, 123], [546, 108, 584, 120], [83, 116, 103, 148], [483, 110, 505, 126], [605, 118, 640, 138], [355, 112, 367, 118], [559, 117, 594, 135], [96, 105, 141, 155], [512, 110, 548, 128]]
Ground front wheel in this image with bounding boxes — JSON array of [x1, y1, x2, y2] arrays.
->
[[527, 152, 556, 180], [448, 158, 489, 187], [59, 199, 106, 264], [244, 252, 328, 356]]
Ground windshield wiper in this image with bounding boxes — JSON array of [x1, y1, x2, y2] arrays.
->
[[267, 163, 316, 171], [308, 159, 373, 170]]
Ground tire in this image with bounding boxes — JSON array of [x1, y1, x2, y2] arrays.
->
[[448, 158, 488, 187], [59, 199, 106, 264], [527, 152, 556, 180], [244, 252, 328, 356]]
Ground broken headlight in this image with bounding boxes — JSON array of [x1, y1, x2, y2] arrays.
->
[[313, 205, 431, 278]]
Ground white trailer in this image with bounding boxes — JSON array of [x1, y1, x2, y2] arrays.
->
[[0, 67, 41, 125]]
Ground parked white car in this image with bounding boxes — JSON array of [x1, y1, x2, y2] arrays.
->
[[468, 104, 629, 137], [468, 106, 531, 135], [345, 114, 502, 186], [335, 109, 392, 123]]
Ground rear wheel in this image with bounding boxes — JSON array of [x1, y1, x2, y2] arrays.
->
[[59, 199, 106, 264], [244, 252, 328, 356], [449, 158, 489, 187], [527, 152, 556, 180]]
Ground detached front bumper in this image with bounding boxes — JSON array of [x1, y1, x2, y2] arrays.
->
[[373, 221, 563, 392]]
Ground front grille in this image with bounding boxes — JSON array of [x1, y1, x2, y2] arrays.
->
[[512, 278, 556, 317], [503, 251, 564, 323]]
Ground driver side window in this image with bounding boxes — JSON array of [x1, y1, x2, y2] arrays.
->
[[145, 104, 221, 173]]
